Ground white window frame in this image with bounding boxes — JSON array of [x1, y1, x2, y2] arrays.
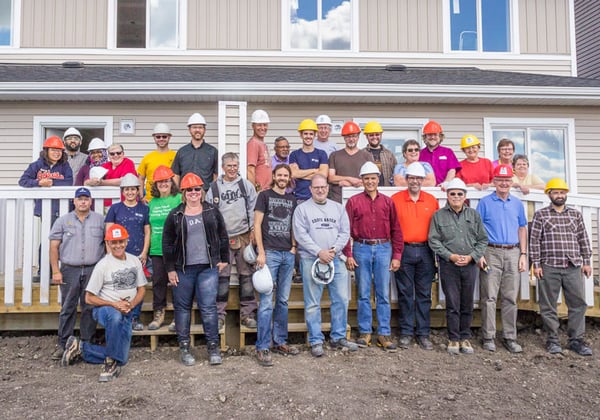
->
[[32, 116, 114, 160], [0, 0, 20, 48], [107, 0, 187, 50], [483, 117, 576, 193], [354, 117, 428, 150], [282, 0, 359, 53], [443, 0, 520, 55]]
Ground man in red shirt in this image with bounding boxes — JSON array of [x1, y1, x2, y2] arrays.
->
[[344, 162, 403, 351], [391, 163, 439, 350]]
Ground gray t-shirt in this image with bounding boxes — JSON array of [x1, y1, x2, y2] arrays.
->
[[86, 253, 147, 303], [328, 149, 373, 203], [185, 213, 210, 265], [205, 175, 257, 236]]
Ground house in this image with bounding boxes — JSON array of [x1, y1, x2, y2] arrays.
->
[[574, 0, 600, 79], [2, 0, 600, 337]]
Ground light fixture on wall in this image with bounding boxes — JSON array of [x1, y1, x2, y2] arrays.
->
[[120, 119, 135, 135]]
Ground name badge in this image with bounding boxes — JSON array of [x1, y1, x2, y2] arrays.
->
[[439, 156, 448, 160]]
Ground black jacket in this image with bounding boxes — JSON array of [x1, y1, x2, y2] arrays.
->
[[162, 202, 229, 272]]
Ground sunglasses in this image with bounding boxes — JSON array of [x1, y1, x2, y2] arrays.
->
[[154, 135, 169, 139], [448, 192, 465, 197], [109, 151, 123, 156], [406, 148, 420, 153], [185, 187, 203, 192]]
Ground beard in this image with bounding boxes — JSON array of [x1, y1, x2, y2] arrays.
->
[[550, 196, 567, 206], [65, 142, 79, 152]]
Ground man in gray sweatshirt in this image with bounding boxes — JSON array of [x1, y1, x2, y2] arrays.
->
[[206, 153, 258, 329], [293, 174, 358, 357]]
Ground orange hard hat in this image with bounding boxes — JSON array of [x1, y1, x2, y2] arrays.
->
[[422, 120, 443, 135], [105, 224, 129, 241], [153, 165, 175, 182], [180, 173, 204, 190], [341, 121, 361, 136], [43, 136, 65, 149]]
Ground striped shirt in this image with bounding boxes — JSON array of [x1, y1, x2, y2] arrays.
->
[[529, 205, 591, 268]]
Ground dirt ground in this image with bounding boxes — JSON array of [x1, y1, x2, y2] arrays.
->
[[2, 318, 600, 419]]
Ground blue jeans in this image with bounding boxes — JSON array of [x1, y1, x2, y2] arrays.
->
[[395, 244, 435, 337], [82, 305, 132, 365], [353, 242, 392, 335], [256, 250, 295, 351], [301, 257, 349, 345], [172, 264, 219, 344]]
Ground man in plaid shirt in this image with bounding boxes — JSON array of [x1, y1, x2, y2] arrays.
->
[[530, 178, 592, 356]]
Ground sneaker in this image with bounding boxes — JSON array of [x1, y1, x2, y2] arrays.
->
[[168, 321, 176, 332], [416, 336, 433, 351], [482, 338, 496, 352], [272, 344, 300, 356], [502, 338, 523, 354], [179, 343, 196, 366], [256, 349, 273, 367], [546, 341, 563, 355], [311, 343, 324, 358], [356, 333, 371, 348], [376, 335, 397, 352], [132, 318, 144, 331], [51, 345, 64, 360], [32, 275, 41, 283], [241, 317, 257, 329], [398, 335, 412, 349], [208, 342, 222, 365], [329, 338, 359, 352], [218, 318, 225, 330], [147, 309, 165, 330], [447, 340, 460, 355], [61, 336, 81, 367], [567, 339, 592, 356], [460, 340, 474, 354], [98, 357, 121, 382]]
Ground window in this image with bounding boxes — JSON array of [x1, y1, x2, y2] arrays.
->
[[115, 0, 182, 49], [286, 0, 355, 51], [0, 0, 16, 47], [449, 0, 512, 52], [484, 118, 576, 191]]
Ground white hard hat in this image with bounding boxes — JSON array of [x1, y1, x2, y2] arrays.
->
[[153, 123, 171, 135], [405, 162, 426, 178], [359, 161, 381, 177], [311, 259, 335, 285], [89, 166, 108, 179], [243, 244, 258, 264], [251, 109, 270, 124], [252, 265, 273, 294], [315, 114, 332, 125], [187, 113, 207, 126], [120, 173, 140, 188], [63, 127, 82, 140], [87, 138, 106, 151], [446, 178, 467, 191]]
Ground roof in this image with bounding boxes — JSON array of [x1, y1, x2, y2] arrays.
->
[[2, 64, 600, 105]]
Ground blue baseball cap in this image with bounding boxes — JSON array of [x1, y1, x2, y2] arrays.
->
[[74, 187, 92, 198]]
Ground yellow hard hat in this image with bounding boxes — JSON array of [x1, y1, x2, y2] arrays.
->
[[363, 121, 383, 134], [297, 119, 318, 132], [544, 178, 569, 194], [460, 134, 480, 149]]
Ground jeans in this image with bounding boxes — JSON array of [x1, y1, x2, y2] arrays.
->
[[439, 259, 477, 342], [256, 250, 295, 350], [172, 264, 219, 344], [57, 265, 97, 347], [301, 257, 350, 345], [395, 244, 435, 337], [353, 242, 392, 335], [81, 305, 133, 365]]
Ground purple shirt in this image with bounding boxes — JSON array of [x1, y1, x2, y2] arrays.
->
[[420, 145, 461, 185], [271, 155, 289, 168]]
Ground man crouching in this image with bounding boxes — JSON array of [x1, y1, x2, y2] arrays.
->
[[62, 224, 147, 382]]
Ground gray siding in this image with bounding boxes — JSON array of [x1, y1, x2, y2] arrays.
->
[[520, 0, 571, 54], [575, 0, 600, 78]]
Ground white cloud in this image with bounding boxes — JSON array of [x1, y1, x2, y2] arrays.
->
[[290, 0, 351, 50]]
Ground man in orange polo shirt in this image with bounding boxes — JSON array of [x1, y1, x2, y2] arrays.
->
[[392, 162, 439, 350]]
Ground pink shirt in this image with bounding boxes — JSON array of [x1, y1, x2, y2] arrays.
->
[[247, 137, 272, 191], [102, 158, 137, 207]]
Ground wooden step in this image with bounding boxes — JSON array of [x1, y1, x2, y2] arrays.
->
[[239, 322, 351, 349]]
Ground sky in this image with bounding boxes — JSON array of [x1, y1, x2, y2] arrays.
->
[[290, 0, 351, 50]]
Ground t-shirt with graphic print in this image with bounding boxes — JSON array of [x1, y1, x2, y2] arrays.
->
[[86, 253, 147, 303], [255, 188, 297, 251]]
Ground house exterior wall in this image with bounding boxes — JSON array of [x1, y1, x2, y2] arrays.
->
[[574, 0, 600, 79], [519, 0, 571, 54]]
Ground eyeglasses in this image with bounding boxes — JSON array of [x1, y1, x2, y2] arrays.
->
[[448, 192, 465, 197], [311, 186, 328, 190], [406, 148, 420, 153], [109, 151, 123, 156], [185, 187, 203, 192], [499, 148, 514, 152], [154, 135, 169, 139]]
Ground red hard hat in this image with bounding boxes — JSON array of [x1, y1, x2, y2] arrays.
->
[[422, 120, 443, 135], [43, 136, 65, 149], [153, 165, 175, 182], [180, 173, 204, 190], [105, 224, 129, 241], [493, 164, 514, 178], [341, 121, 361, 136]]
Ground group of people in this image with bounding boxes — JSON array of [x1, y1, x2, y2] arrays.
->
[[18, 112, 593, 382]]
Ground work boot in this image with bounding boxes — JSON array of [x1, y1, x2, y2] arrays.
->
[[168, 321, 176, 332], [567, 339, 593, 356], [208, 342, 222, 365], [132, 318, 144, 331], [356, 333, 371, 348], [98, 357, 121, 382], [51, 345, 64, 361], [147, 309, 165, 331], [241, 317, 257, 329], [376, 335, 397, 352], [179, 341, 195, 366], [61, 336, 82, 367]]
